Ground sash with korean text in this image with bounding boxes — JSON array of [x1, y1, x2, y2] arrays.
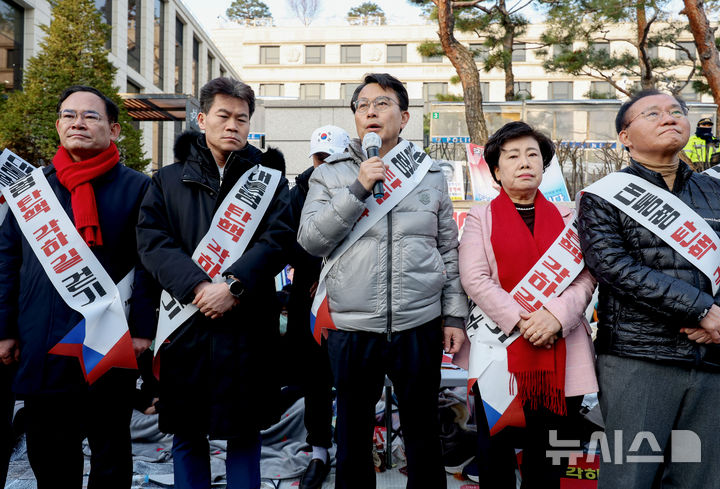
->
[[0, 150, 136, 384], [310, 140, 433, 343], [467, 217, 585, 435], [0, 151, 33, 226], [583, 172, 720, 295], [154, 165, 281, 352]]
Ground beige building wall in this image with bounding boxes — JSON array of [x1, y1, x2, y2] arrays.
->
[[211, 21, 704, 105]]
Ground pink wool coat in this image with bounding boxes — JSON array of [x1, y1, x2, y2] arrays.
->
[[455, 203, 598, 397]]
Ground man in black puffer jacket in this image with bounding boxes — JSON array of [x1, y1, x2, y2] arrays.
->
[[136, 77, 295, 489], [578, 90, 720, 489]]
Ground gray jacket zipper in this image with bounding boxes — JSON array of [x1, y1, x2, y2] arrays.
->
[[386, 209, 393, 341]]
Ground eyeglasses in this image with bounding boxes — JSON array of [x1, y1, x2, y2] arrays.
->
[[623, 106, 687, 130], [58, 109, 104, 125], [353, 96, 398, 114]]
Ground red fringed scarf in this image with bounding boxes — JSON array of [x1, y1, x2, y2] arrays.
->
[[53, 143, 119, 247], [490, 188, 567, 415]]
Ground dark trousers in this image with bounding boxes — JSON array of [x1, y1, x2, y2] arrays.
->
[[473, 383, 583, 489], [0, 365, 15, 487], [327, 319, 446, 489], [301, 338, 334, 449], [23, 376, 134, 489], [171, 433, 261, 489], [597, 354, 720, 489]]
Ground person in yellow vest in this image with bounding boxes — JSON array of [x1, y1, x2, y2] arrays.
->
[[682, 117, 719, 170]]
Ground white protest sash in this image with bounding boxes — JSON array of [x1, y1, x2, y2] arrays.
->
[[0, 153, 135, 384], [0, 151, 34, 225], [583, 172, 720, 295], [703, 163, 720, 179], [310, 140, 433, 342], [154, 165, 281, 352], [467, 217, 586, 434]]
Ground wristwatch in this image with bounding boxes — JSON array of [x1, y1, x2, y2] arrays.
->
[[225, 275, 245, 298]]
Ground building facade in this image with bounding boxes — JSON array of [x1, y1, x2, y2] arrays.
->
[[210, 21, 705, 107], [0, 0, 239, 171]]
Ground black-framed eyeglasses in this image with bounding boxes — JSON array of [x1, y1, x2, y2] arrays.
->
[[353, 96, 398, 114]]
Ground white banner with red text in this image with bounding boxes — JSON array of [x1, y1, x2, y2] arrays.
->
[[154, 165, 281, 353], [0, 150, 134, 384], [310, 140, 433, 343]]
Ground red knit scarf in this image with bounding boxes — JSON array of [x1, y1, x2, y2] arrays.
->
[[53, 143, 119, 247], [490, 188, 567, 415]]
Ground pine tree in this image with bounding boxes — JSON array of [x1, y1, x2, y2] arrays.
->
[[0, 0, 149, 171]]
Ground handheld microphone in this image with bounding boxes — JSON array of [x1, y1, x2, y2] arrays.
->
[[362, 132, 384, 199]]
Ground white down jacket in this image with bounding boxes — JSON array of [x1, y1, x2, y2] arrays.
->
[[298, 138, 468, 334]]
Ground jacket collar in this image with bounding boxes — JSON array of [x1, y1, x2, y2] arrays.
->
[[174, 131, 261, 192], [626, 158, 694, 192], [330, 137, 439, 171]]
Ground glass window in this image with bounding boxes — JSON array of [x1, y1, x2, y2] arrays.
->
[[423, 82, 447, 102], [260, 46, 280, 64], [553, 44, 571, 58], [677, 41, 696, 61], [0, 0, 23, 91], [127, 0, 140, 72], [305, 45, 324, 64], [588, 110, 617, 140], [153, 0, 164, 87], [469, 43, 488, 62], [341, 45, 360, 63], [589, 81, 615, 99], [207, 53, 214, 82], [647, 44, 658, 59], [94, 0, 112, 49], [590, 42, 610, 55], [512, 43, 526, 62], [175, 18, 184, 94], [549, 81, 573, 100], [126, 79, 141, 93], [300, 83, 324, 100], [341, 83, 361, 103], [192, 37, 199, 97], [259, 84, 284, 97], [152, 121, 164, 171], [514, 81, 532, 99], [680, 83, 699, 101], [480, 82, 489, 101], [387, 44, 406, 63], [423, 52, 442, 63]]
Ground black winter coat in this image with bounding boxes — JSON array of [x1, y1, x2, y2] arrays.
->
[[578, 160, 720, 370], [136, 131, 295, 439], [286, 166, 322, 336], [0, 164, 158, 395]]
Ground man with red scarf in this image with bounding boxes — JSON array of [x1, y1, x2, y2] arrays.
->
[[0, 85, 158, 489]]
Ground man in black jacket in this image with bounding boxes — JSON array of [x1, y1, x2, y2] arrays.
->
[[0, 85, 158, 488], [136, 77, 295, 489], [578, 90, 720, 489], [286, 125, 350, 489]]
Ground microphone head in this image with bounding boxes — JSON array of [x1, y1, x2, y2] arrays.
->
[[362, 132, 382, 152]]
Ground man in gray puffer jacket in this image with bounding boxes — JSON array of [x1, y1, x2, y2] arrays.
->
[[298, 73, 467, 489]]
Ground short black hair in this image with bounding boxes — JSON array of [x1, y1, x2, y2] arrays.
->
[[351, 73, 409, 113], [57, 85, 119, 124], [200, 77, 255, 117], [483, 121, 555, 184], [615, 89, 688, 134]]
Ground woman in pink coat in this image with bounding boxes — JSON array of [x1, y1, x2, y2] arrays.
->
[[458, 121, 597, 489]]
